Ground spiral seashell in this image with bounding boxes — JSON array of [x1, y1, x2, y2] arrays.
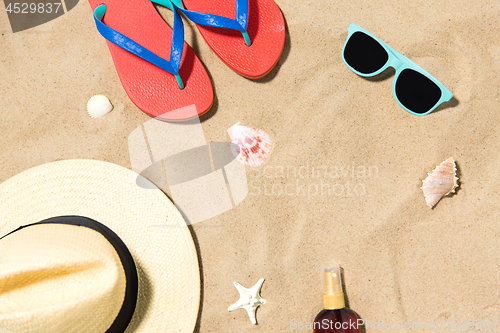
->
[[421, 157, 459, 208], [87, 95, 113, 118], [227, 122, 271, 167]]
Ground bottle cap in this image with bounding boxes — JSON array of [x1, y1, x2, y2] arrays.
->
[[322, 266, 345, 309]]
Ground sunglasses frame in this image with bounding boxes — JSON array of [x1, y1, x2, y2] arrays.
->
[[342, 23, 453, 116]]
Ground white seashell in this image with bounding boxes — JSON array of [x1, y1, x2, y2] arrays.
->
[[227, 122, 271, 167], [87, 94, 113, 118], [421, 157, 459, 208]]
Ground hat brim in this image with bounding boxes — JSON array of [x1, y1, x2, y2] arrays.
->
[[0, 159, 200, 333]]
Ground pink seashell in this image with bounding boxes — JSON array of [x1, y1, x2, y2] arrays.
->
[[421, 157, 459, 208], [227, 123, 271, 167]]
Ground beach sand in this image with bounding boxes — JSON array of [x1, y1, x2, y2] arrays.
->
[[1, 0, 499, 332]]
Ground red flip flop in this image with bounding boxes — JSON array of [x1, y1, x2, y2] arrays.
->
[[157, 0, 285, 79], [89, 0, 213, 120]]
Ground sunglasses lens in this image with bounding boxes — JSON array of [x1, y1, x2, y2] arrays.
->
[[344, 32, 389, 74], [396, 69, 442, 114]]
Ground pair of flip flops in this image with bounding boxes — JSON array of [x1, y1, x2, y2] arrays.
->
[[89, 0, 286, 120]]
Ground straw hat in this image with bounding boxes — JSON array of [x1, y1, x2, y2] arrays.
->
[[0, 159, 200, 333]]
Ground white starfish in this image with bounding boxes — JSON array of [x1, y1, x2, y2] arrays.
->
[[227, 278, 266, 325]]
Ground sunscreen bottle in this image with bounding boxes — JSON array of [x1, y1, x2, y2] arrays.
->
[[313, 266, 361, 333]]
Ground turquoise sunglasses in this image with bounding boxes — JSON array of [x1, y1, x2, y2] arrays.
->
[[342, 24, 453, 116]]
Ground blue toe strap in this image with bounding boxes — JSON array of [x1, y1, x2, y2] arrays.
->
[[93, 4, 185, 89], [151, 0, 251, 46]]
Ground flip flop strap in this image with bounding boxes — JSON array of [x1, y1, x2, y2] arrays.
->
[[93, 4, 185, 89], [151, 0, 249, 34]]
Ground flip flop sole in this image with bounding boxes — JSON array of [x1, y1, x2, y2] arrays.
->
[[182, 0, 285, 78], [88, 0, 213, 120]]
